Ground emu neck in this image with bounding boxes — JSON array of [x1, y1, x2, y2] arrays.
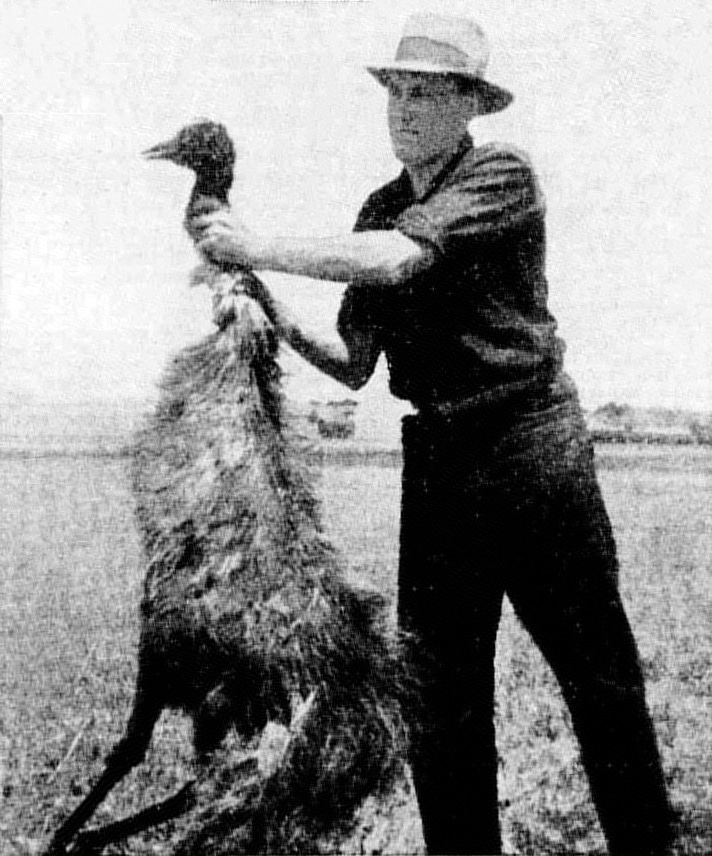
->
[[193, 166, 233, 206]]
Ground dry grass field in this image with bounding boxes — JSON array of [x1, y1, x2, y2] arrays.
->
[[1, 446, 711, 854]]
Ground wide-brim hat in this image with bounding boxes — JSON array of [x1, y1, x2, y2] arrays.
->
[[366, 14, 513, 115]]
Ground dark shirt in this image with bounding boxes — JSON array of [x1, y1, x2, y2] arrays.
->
[[337, 135, 565, 410]]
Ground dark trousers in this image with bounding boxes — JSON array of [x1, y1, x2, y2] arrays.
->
[[399, 381, 673, 855]]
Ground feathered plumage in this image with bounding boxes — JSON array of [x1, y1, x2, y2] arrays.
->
[[45, 121, 413, 856]]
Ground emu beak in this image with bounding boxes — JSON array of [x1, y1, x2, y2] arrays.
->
[[142, 138, 181, 162]]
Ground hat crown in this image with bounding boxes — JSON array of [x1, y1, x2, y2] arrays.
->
[[399, 14, 490, 75]]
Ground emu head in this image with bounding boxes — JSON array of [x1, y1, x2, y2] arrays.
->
[[144, 120, 236, 204]]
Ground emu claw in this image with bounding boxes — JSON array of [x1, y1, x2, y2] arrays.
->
[[41, 837, 70, 856], [42, 837, 98, 856], [65, 830, 107, 856]]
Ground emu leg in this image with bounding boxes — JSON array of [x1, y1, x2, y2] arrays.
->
[[44, 686, 161, 856], [71, 781, 196, 854]]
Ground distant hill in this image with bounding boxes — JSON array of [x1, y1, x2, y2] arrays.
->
[[1, 393, 711, 457]]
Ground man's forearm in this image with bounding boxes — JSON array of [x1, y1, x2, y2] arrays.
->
[[248, 276, 377, 390], [282, 323, 368, 390], [250, 230, 432, 286]]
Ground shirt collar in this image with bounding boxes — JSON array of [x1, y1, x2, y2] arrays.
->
[[402, 134, 473, 204]]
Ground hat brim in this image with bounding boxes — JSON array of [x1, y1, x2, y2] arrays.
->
[[366, 63, 513, 115]]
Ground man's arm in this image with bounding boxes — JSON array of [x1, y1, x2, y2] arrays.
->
[[246, 274, 381, 391], [251, 231, 435, 287], [186, 209, 424, 387], [189, 210, 437, 287]]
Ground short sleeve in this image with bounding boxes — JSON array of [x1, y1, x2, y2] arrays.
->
[[395, 146, 545, 256], [337, 175, 412, 338]]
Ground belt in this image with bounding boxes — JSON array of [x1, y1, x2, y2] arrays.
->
[[414, 377, 556, 421]]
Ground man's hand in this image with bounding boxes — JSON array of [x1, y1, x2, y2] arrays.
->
[[185, 208, 258, 269]]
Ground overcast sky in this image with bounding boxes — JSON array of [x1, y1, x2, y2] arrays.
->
[[1, 0, 710, 428]]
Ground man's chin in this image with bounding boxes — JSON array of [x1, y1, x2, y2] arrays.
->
[[392, 143, 425, 167]]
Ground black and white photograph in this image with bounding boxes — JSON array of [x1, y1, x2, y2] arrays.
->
[[1, 1, 710, 853]]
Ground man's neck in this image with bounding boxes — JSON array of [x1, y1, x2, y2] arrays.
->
[[405, 135, 470, 200]]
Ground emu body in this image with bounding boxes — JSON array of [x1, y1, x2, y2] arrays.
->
[[45, 123, 410, 855]]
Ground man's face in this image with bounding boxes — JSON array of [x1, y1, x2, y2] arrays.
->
[[386, 73, 477, 168]]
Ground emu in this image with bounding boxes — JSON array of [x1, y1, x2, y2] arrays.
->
[[44, 121, 412, 855]]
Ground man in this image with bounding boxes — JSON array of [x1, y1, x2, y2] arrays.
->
[[188, 14, 674, 855]]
